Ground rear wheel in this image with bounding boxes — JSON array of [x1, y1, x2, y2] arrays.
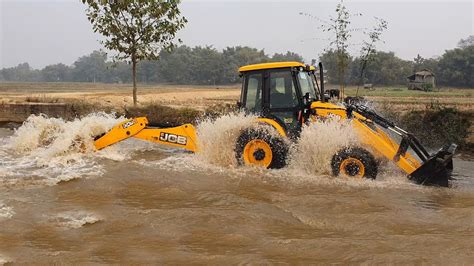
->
[[235, 127, 288, 169], [331, 147, 378, 179]]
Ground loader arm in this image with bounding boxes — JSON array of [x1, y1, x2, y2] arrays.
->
[[310, 101, 455, 187], [346, 104, 456, 187], [94, 117, 198, 152]]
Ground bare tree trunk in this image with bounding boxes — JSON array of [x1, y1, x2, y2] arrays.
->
[[132, 59, 137, 106]]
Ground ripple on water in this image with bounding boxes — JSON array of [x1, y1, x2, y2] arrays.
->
[[49, 211, 102, 229]]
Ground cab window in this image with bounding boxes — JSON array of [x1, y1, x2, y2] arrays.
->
[[244, 73, 263, 112], [269, 70, 298, 108], [298, 71, 317, 99]]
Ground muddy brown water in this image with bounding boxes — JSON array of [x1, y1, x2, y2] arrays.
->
[[0, 121, 473, 264]]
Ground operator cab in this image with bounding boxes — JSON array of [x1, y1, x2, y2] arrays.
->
[[238, 62, 321, 136]]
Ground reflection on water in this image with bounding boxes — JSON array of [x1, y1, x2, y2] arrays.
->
[[0, 119, 473, 263]]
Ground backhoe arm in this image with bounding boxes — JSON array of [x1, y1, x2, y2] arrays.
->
[[94, 117, 198, 152]]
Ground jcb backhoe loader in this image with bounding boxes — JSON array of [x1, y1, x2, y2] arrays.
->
[[94, 62, 456, 187]]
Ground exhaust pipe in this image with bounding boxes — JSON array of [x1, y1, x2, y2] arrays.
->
[[318, 62, 325, 102]]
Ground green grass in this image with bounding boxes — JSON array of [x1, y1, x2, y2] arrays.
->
[[343, 85, 473, 98]]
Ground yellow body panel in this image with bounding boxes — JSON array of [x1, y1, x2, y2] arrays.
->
[[256, 118, 287, 137], [94, 117, 148, 150], [133, 124, 198, 152], [94, 104, 422, 175], [310, 101, 347, 119], [239, 61, 305, 72], [309, 101, 422, 174], [351, 119, 421, 174]]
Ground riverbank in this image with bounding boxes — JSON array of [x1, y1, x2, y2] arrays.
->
[[0, 82, 472, 153]]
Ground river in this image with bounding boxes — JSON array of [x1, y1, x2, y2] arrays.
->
[[0, 113, 473, 264]]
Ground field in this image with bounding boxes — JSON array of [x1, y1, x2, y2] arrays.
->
[[1, 82, 473, 111]]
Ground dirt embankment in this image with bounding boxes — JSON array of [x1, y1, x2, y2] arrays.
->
[[0, 82, 473, 153]]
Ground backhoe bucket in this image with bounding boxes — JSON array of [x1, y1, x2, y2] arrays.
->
[[408, 144, 457, 187]]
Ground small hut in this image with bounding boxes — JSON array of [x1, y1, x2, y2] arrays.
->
[[407, 69, 436, 91]]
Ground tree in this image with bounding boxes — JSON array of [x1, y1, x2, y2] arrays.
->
[[437, 45, 474, 87], [319, 49, 353, 85], [271, 51, 304, 62], [71, 50, 108, 82], [319, 0, 357, 97], [0, 63, 41, 82], [302, 0, 387, 97], [81, 0, 187, 105], [41, 63, 71, 82], [355, 17, 387, 95], [361, 51, 412, 85], [413, 54, 438, 73], [458, 35, 474, 48], [221, 46, 270, 83]]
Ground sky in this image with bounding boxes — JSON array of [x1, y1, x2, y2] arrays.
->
[[0, 0, 472, 69]]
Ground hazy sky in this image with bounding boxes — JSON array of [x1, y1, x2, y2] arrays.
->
[[0, 0, 472, 69]]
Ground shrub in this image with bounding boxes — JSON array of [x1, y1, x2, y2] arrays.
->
[[399, 105, 471, 150]]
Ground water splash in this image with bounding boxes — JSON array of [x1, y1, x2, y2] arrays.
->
[[1, 111, 415, 189], [288, 119, 359, 175], [9, 112, 122, 155], [195, 112, 257, 167], [0, 113, 126, 187]]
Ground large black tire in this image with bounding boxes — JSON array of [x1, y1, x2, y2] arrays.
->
[[331, 147, 378, 179], [235, 127, 289, 169]]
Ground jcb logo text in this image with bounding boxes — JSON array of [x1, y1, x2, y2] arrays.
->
[[159, 133, 187, 145]]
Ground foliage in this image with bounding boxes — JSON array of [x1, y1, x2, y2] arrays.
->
[[356, 17, 388, 95], [305, 0, 387, 95], [81, 0, 187, 105], [320, 0, 355, 93], [400, 105, 471, 149], [270, 51, 304, 63], [356, 51, 413, 85], [413, 54, 438, 73], [437, 45, 474, 87], [1, 37, 473, 87], [319, 49, 353, 84], [41, 64, 71, 82], [0, 63, 41, 82], [457, 35, 474, 48], [72, 50, 107, 82]]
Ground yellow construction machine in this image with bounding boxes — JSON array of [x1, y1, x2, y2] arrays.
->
[[94, 62, 456, 187]]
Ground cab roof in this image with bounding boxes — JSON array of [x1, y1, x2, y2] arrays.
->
[[238, 61, 305, 72]]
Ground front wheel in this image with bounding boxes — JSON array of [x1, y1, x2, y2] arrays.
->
[[331, 147, 378, 179], [235, 127, 288, 169]]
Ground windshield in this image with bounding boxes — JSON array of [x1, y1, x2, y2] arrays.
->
[[297, 71, 317, 100]]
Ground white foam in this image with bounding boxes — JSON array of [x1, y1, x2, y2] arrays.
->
[[288, 119, 359, 175], [0, 203, 14, 219], [0, 113, 127, 186], [195, 112, 257, 167], [51, 211, 102, 229], [146, 113, 417, 190]]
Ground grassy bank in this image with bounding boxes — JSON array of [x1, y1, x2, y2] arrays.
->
[[0, 82, 472, 153], [1, 100, 471, 154]]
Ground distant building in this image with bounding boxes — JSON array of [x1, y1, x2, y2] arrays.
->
[[407, 69, 436, 91]]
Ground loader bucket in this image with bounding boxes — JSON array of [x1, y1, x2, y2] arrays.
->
[[408, 144, 457, 187]]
